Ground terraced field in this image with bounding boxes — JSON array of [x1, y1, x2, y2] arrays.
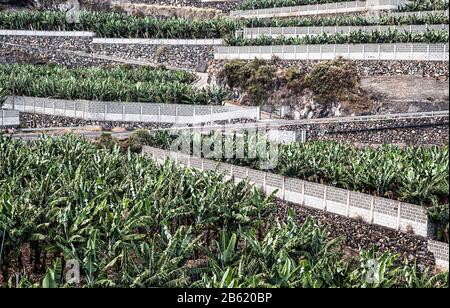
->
[[0, 0, 448, 290]]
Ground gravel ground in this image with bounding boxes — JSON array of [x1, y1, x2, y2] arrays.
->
[[90, 44, 214, 71], [275, 199, 436, 268], [0, 36, 92, 53], [20, 113, 174, 130], [19, 113, 256, 129], [0, 43, 117, 67]]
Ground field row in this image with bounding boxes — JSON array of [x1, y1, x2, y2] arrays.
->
[[0, 10, 448, 40], [0, 64, 229, 105], [0, 135, 447, 288]]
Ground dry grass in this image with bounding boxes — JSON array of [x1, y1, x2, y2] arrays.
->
[[112, 2, 224, 20]]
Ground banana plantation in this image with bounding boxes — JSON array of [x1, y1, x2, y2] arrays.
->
[[0, 0, 448, 292], [0, 64, 228, 105], [239, 0, 350, 10], [399, 0, 449, 11], [226, 29, 449, 46], [143, 131, 449, 210], [0, 135, 448, 288], [246, 12, 449, 28], [0, 10, 448, 41], [0, 10, 241, 39]]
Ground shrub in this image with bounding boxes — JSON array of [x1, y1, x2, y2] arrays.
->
[[219, 59, 276, 106], [96, 132, 119, 151], [304, 58, 359, 103], [126, 129, 153, 153]]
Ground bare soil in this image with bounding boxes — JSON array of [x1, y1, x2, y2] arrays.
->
[[361, 75, 449, 113]]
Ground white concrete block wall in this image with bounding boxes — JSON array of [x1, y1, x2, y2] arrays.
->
[[428, 240, 449, 270], [214, 44, 449, 62], [141, 146, 431, 238], [229, 0, 408, 18], [92, 38, 224, 45], [0, 30, 95, 37], [4, 96, 260, 124], [0, 109, 20, 127]]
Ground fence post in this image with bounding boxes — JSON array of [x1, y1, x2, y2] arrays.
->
[[122, 105, 125, 122], [301, 181, 305, 205], [323, 186, 327, 211], [230, 164, 233, 178], [140, 105, 143, 122], [201, 158, 204, 171], [158, 106, 162, 122], [263, 173, 267, 193], [281, 177, 286, 200], [104, 104, 107, 121], [370, 196, 375, 223], [346, 191, 350, 217], [396, 202, 402, 231], [443, 44, 447, 62]]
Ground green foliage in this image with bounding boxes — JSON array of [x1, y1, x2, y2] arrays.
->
[[245, 12, 449, 28], [0, 134, 274, 287], [148, 133, 449, 212], [0, 135, 447, 287], [399, 0, 449, 12], [0, 64, 227, 105], [0, 10, 241, 39], [126, 129, 153, 153], [427, 204, 449, 243], [0, 86, 7, 109], [219, 59, 276, 105], [304, 58, 359, 102], [239, 0, 348, 10], [226, 29, 449, 46], [96, 132, 119, 152]]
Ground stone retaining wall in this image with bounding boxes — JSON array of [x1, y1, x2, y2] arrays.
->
[[120, 0, 241, 12], [142, 145, 449, 268], [210, 59, 450, 79], [281, 116, 449, 146]]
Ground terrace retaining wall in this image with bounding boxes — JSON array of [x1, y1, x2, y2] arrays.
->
[[142, 145, 449, 269], [230, 0, 408, 18], [0, 109, 19, 127], [215, 44, 449, 62], [142, 145, 430, 236], [4, 96, 260, 125], [117, 0, 241, 12], [428, 240, 450, 269]]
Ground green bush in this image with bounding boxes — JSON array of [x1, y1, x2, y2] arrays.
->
[[126, 129, 153, 153], [96, 132, 119, 151], [220, 59, 276, 106], [304, 58, 359, 102]]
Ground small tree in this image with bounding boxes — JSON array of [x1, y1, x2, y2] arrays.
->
[[304, 58, 359, 104], [126, 129, 153, 153]]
